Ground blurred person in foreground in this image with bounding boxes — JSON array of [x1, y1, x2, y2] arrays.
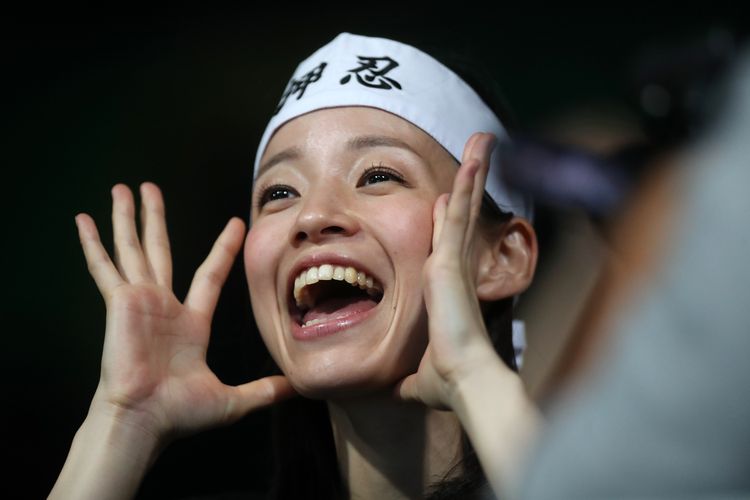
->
[[514, 37, 750, 498]]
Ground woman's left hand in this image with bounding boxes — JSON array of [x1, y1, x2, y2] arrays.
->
[[395, 132, 509, 409]]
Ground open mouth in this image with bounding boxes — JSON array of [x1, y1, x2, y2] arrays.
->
[[289, 264, 384, 330]]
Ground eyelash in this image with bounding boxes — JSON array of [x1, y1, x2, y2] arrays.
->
[[254, 183, 298, 210], [358, 163, 406, 187], [254, 163, 406, 209]]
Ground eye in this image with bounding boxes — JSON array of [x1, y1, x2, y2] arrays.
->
[[358, 163, 406, 187], [256, 184, 299, 209]]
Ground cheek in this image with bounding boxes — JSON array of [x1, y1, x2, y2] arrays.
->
[[244, 221, 286, 357], [244, 220, 285, 300], [375, 197, 434, 375], [379, 197, 435, 263]]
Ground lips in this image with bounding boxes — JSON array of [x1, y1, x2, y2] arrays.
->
[[286, 255, 385, 340]]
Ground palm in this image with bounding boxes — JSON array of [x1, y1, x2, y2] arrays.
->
[[101, 283, 213, 431], [77, 183, 293, 442]]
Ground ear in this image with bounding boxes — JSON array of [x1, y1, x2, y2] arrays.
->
[[475, 217, 538, 301]]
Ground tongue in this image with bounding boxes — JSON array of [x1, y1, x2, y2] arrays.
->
[[301, 297, 378, 325]]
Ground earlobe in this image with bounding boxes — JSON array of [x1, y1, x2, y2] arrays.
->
[[476, 217, 538, 301]]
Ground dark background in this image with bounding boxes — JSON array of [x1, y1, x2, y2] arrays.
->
[[3, 6, 743, 499]]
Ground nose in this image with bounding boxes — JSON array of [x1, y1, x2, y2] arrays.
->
[[291, 182, 360, 244]]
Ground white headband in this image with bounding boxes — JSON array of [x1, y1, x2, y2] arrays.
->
[[254, 32, 532, 219]]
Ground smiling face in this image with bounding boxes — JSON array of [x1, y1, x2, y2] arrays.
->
[[245, 107, 460, 399]]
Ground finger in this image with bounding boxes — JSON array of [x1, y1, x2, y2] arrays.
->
[[75, 213, 125, 297], [226, 376, 297, 420], [467, 133, 496, 230], [184, 217, 246, 318], [139, 182, 173, 288], [431, 193, 449, 250], [439, 158, 480, 252], [431, 132, 486, 254], [460, 132, 483, 166], [111, 184, 151, 282]]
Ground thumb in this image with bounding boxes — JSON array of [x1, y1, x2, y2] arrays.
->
[[393, 374, 421, 403], [227, 375, 297, 420]]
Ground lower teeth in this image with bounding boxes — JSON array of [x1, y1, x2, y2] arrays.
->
[[302, 318, 325, 328]]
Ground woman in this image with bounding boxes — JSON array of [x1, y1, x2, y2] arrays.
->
[[50, 33, 541, 499]]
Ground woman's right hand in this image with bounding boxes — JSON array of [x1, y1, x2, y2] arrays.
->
[[76, 182, 294, 444]]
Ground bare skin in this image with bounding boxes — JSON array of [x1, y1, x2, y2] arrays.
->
[[49, 184, 294, 500], [50, 129, 540, 500], [394, 132, 542, 498]]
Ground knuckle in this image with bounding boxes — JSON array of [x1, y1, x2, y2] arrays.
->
[[110, 284, 173, 317], [214, 238, 235, 257], [144, 200, 166, 217], [114, 205, 134, 218], [119, 235, 142, 250], [149, 235, 171, 250], [258, 380, 275, 404], [196, 266, 224, 288], [87, 255, 111, 273]]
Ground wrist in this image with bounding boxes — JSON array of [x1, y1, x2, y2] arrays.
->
[[82, 402, 164, 467], [449, 354, 542, 499], [85, 388, 168, 462], [49, 399, 164, 500], [90, 382, 170, 439], [448, 348, 514, 413], [439, 337, 507, 407]]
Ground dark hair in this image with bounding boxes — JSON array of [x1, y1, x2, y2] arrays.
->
[[418, 42, 520, 134], [264, 37, 520, 500]]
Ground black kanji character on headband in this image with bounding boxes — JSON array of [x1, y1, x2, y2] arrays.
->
[[340, 56, 402, 90], [273, 62, 327, 115]]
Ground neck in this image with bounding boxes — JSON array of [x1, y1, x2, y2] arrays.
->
[[327, 392, 463, 500]]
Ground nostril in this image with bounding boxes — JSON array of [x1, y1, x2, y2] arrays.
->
[[322, 226, 345, 235], [294, 224, 349, 243]]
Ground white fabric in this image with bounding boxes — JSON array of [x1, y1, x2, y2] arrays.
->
[[254, 32, 532, 219]]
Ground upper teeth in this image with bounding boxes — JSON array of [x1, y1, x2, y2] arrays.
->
[[293, 264, 382, 309]]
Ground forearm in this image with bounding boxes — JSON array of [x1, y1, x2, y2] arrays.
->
[[450, 354, 543, 500], [49, 402, 162, 500]]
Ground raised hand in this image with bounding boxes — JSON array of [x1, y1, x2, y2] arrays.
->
[[51, 182, 295, 499], [76, 182, 294, 441], [395, 132, 503, 409], [395, 134, 541, 498]]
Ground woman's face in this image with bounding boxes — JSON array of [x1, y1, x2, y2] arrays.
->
[[245, 107, 459, 398]]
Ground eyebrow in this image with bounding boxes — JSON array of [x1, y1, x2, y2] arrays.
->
[[255, 135, 421, 179], [256, 147, 303, 179], [346, 135, 419, 156]]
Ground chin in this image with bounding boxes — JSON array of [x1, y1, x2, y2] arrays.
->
[[292, 378, 387, 400], [280, 351, 420, 401]]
